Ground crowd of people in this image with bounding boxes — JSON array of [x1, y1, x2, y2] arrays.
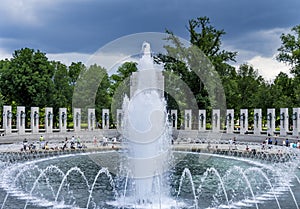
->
[[61, 136, 86, 150], [21, 135, 119, 152], [225, 136, 300, 152], [261, 137, 300, 150], [21, 135, 87, 152], [20, 134, 300, 153]]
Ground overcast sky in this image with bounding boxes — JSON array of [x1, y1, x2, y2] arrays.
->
[[0, 0, 299, 80]]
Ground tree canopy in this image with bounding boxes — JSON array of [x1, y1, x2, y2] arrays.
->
[[156, 16, 237, 114], [0, 48, 55, 109], [277, 25, 300, 76]]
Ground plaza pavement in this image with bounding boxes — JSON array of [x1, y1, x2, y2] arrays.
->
[[0, 131, 297, 156]]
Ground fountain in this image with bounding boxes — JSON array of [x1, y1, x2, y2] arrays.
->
[[0, 42, 300, 209], [118, 41, 172, 207]]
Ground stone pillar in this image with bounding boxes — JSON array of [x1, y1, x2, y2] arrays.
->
[[102, 109, 110, 129], [31, 107, 39, 133], [212, 109, 220, 132], [3, 105, 12, 134], [117, 109, 122, 130], [198, 109, 206, 131], [184, 109, 192, 130], [292, 107, 300, 136], [45, 107, 53, 133], [171, 109, 178, 129], [267, 108, 275, 136], [73, 108, 81, 132], [254, 109, 262, 135], [17, 106, 26, 135], [240, 109, 248, 134], [280, 108, 289, 136], [88, 108, 96, 131], [226, 109, 234, 134], [59, 108, 67, 132]]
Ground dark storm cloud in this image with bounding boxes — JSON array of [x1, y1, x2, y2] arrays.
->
[[0, 0, 299, 57]]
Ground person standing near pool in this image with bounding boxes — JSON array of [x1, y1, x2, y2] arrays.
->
[[39, 135, 44, 149], [23, 138, 28, 151]]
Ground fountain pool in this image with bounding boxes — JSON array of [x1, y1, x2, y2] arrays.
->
[[0, 149, 300, 209]]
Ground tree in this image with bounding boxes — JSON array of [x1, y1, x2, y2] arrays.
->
[[72, 64, 109, 123], [50, 61, 72, 125], [271, 72, 294, 109], [277, 25, 300, 76], [110, 62, 138, 95], [0, 60, 10, 106], [110, 62, 138, 106], [95, 68, 111, 124], [156, 16, 237, 123], [187, 17, 237, 77], [0, 48, 55, 109], [69, 62, 84, 87], [109, 62, 137, 124], [186, 17, 237, 112], [51, 61, 71, 107], [222, 71, 239, 110], [235, 64, 266, 109], [292, 76, 300, 106], [276, 25, 300, 112]]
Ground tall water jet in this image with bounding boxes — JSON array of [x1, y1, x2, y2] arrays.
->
[[122, 42, 171, 205]]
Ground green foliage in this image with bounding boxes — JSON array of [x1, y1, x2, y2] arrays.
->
[[69, 62, 84, 86], [72, 64, 109, 122], [51, 61, 72, 110], [110, 62, 137, 95], [0, 48, 55, 109], [271, 72, 294, 108], [95, 68, 111, 121], [0, 48, 113, 125], [187, 17, 237, 76], [277, 25, 300, 76], [156, 16, 236, 121], [107, 62, 137, 125], [235, 64, 266, 109], [276, 25, 300, 110], [110, 62, 137, 111]]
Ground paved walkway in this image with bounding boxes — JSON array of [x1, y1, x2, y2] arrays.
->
[[0, 130, 299, 157], [0, 139, 297, 156], [0, 140, 114, 153]]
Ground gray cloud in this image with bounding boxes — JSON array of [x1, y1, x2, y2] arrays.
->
[[0, 0, 299, 59]]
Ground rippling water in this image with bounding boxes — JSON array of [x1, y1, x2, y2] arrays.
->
[[0, 151, 299, 209]]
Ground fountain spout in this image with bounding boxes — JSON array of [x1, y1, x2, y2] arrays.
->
[[142, 41, 151, 56]]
